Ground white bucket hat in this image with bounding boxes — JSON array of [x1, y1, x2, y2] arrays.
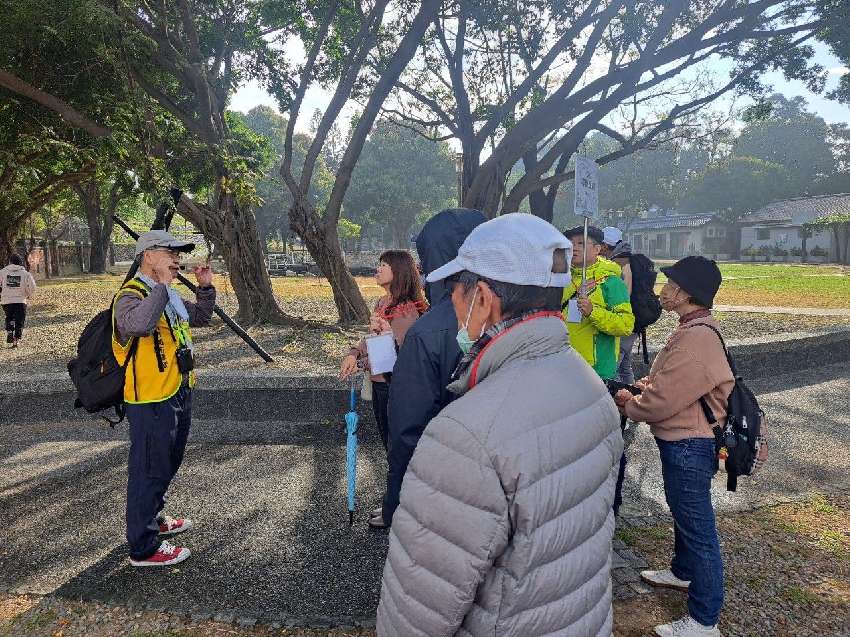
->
[[426, 213, 572, 287]]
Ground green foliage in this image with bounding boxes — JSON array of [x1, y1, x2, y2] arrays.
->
[[241, 105, 336, 247], [337, 217, 361, 240], [805, 212, 850, 229], [733, 95, 834, 194], [344, 121, 455, 247], [681, 156, 790, 217]]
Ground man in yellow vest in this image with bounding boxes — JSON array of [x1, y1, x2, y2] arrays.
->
[[113, 230, 216, 567]]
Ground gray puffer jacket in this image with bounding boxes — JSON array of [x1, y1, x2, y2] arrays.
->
[[376, 314, 622, 637]]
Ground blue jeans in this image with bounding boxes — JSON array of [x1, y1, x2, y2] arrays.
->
[[656, 437, 724, 627]]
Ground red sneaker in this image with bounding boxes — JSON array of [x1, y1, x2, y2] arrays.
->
[[129, 540, 190, 567], [158, 515, 193, 536]]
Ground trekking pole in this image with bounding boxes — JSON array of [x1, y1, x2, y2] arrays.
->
[[113, 214, 274, 363], [581, 216, 589, 292]]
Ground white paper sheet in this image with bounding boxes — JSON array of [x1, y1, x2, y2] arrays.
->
[[366, 333, 397, 375]]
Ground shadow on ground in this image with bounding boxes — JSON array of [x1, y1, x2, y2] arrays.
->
[[1, 362, 848, 622]]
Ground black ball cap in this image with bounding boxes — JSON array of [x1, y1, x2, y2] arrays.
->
[[660, 256, 722, 308], [564, 225, 604, 245]]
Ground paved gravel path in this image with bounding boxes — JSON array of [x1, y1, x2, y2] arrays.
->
[[0, 418, 391, 624], [1, 362, 847, 624], [619, 361, 850, 518], [714, 304, 850, 316]]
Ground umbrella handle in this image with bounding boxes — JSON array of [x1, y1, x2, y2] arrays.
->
[[350, 377, 356, 411]]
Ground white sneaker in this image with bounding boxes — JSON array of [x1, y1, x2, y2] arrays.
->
[[640, 569, 691, 591], [158, 514, 193, 536], [655, 616, 721, 637]]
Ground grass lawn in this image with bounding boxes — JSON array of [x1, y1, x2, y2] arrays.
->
[[714, 274, 850, 308], [651, 262, 850, 309], [36, 264, 850, 313]]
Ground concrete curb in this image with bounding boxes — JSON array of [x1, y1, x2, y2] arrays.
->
[[2, 327, 849, 424]]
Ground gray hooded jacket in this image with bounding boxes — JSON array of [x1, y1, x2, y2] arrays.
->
[[377, 314, 623, 637]]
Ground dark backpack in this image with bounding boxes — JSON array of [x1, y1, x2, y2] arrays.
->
[[628, 253, 663, 363], [696, 324, 767, 492], [67, 294, 140, 427]]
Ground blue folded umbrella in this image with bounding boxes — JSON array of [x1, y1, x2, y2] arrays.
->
[[345, 378, 359, 525]]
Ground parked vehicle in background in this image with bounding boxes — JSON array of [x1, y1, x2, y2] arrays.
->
[[266, 253, 318, 277]]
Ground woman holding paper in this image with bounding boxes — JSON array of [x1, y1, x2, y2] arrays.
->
[[340, 250, 427, 456]]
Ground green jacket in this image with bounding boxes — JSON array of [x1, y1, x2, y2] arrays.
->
[[562, 257, 634, 380]]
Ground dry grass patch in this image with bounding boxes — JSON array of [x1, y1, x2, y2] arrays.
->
[[623, 493, 850, 637]]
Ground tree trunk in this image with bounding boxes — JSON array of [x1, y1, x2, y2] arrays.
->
[[0, 230, 13, 265], [43, 242, 51, 279], [291, 200, 368, 324], [801, 232, 808, 263], [49, 239, 59, 275], [464, 164, 505, 219], [75, 179, 117, 275], [178, 188, 300, 325]]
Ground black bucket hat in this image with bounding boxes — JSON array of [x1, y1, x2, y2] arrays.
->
[[660, 256, 722, 308], [563, 225, 604, 245]]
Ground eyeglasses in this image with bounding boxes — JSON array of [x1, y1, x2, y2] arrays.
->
[[151, 248, 182, 258]]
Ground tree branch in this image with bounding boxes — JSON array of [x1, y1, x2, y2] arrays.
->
[[300, 0, 390, 194], [283, 0, 340, 189], [0, 69, 110, 137], [322, 0, 442, 230]]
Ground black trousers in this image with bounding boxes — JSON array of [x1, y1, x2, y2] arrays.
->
[[371, 380, 390, 451], [126, 387, 192, 560], [2, 303, 26, 339]]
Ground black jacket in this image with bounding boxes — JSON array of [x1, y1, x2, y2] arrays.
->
[[383, 208, 485, 524]]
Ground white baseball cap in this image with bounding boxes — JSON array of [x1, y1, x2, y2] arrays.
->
[[135, 230, 195, 256], [426, 213, 572, 287], [602, 226, 623, 247]]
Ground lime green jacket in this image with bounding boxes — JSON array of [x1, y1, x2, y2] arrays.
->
[[562, 257, 635, 380]]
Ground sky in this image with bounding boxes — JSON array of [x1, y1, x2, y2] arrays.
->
[[228, 40, 850, 135]]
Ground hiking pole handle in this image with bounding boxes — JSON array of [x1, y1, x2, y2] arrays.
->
[[112, 215, 274, 363]]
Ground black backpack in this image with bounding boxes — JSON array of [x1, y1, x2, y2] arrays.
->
[[67, 294, 140, 427], [628, 253, 663, 362], [697, 324, 766, 492]]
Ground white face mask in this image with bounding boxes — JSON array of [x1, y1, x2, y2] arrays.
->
[[661, 289, 682, 312], [456, 288, 485, 354]]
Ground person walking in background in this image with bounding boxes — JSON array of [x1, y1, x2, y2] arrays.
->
[[0, 253, 37, 347], [614, 256, 731, 637], [373, 208, 485, 530], [562, 225, 633, 516], [377, 213, 621, 636], [339, 250, 427, 525], [113, 230, 216, 567]]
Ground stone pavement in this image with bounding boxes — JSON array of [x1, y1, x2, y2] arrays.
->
[[1, 362, 847, 629], [0, 414, 649, 628], [714, 304, 850, 317], [619, 361, 850, 519]]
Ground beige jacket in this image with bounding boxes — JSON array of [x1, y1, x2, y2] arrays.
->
[[625, 315, 734, 441], [0, 264, 37, 305]]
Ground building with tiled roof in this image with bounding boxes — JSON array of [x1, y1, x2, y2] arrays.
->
[[738, 193, 850, 262], [623, 209, 733, 259]]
